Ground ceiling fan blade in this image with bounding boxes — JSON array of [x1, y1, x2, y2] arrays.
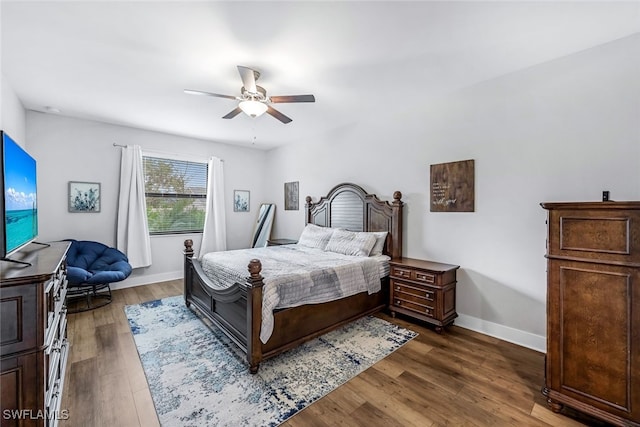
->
[[266, 106, 293, 124], [270, 95, 315, 103], [222, 107, 243, 119], [237, 65, 258, 93], [184, 89, 237, 100]]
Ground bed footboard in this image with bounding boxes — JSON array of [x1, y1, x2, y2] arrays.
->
[[183, 239, 265, 372]]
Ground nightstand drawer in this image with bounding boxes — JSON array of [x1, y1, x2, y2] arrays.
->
[[414, 270, 436, 284], [391, 266, 436, 284], [392, 298, 435, 318], [391, 266, 412, 279], [391, 280, 436, 302]]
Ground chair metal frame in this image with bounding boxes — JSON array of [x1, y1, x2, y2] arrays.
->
[[66, 282, 113, 313]]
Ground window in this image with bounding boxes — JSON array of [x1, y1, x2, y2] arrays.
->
[[143, 155, 208, 234]]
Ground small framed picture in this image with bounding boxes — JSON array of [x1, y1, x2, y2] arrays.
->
[[234, 190, 250, 212], [69, 181, 101, 213], [284, 181, 299, 211]]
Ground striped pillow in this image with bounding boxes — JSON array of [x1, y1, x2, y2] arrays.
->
[[297, 224, 335, 250], [325, 229, 377, 257]]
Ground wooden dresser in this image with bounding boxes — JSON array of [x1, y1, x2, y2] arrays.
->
[[389, 257, 459, 333], [541, 202, 640, 426], [1, 242, 71, 427]]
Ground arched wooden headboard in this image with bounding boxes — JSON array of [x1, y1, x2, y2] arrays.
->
[[305, 183, 404, 259]]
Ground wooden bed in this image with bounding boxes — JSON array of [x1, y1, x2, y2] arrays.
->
[[183, 183, 404, 373]]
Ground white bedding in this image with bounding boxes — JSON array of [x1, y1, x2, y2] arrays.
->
[[199, 244, 390, 343]]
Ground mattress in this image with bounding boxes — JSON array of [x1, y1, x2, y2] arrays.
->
[[199, 244, 390, 343]]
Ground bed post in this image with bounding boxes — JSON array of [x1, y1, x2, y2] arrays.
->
[[246, 259, 264, 374], [184, 238, 194, 259], [391, 191, 403, 259], [184, 239, 194, 307], [304, 196, 312, 225]]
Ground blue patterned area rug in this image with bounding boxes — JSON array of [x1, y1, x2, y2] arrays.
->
[[125, 296, 417, 427]]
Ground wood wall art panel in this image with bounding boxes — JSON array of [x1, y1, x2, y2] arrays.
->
[[430, 159, 474, 212]]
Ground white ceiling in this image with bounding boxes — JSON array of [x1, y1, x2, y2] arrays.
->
[[2, 1, 639, 150]]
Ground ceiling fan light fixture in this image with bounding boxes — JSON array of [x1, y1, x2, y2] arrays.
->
[[185, 65, 314, 123], [239, 100, 268, 118]]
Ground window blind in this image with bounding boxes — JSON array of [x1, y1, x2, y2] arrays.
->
[[142, 156, 208, 234]]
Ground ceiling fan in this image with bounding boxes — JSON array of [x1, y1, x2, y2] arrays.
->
[[184, 65, 315, 124]]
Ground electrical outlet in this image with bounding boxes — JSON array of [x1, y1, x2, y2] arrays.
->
[[602, 191, 610, 202]]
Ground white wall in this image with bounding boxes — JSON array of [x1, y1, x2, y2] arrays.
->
[[264, 34, 640, 351], [26, 112, 268, 287], [1, 72, 26, 144]]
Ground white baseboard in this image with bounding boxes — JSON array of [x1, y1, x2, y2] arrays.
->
[[111, 271, 183, 291], [455, 313, 546, 354]]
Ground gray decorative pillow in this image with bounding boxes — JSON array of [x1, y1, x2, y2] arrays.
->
[[325, 229, 377, 257], [297, 224, 335, 250]]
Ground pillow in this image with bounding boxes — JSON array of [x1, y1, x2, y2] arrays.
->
[[369, 231, 388, 256], [297, 224, 335, 250], [325, 229, 377, 257]]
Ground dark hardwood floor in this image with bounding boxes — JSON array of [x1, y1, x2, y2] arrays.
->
[[60, 281, 606, 427]]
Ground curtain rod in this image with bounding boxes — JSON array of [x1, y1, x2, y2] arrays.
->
[[112, 143, 224, 162]]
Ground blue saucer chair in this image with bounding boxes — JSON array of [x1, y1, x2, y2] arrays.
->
[[65, 239, 132, 312]]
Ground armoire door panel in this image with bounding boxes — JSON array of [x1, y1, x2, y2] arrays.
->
[[560, 217, 630, 255], [558, 265, 632, 411], [545, 205, 640, 264]]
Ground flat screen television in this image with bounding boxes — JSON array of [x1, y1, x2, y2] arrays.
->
[[1, 130, 38, 260]]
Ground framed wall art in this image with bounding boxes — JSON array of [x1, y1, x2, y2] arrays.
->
[[284, 181, 299, 211], [234, 190, 250, 212], [69, 181, 101, 213], [430, 159, 475, 212]]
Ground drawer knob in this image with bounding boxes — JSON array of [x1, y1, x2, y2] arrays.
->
[[396, 286, 400, 291], [396, 300, 401, 306]]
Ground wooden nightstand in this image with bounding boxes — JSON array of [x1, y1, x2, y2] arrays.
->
[[389, 257, 459, 333], [267, 238, 298, 246]]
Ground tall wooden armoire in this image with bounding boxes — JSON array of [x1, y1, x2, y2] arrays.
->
[[541, 202, 639, 426]]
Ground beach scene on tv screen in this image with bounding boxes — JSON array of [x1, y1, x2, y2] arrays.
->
[[4, 138, 37, 253]]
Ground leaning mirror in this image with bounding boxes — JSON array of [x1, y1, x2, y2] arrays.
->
[[252, 204, 275, 247]]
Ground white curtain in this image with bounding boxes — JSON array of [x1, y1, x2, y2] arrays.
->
[[116, 145, 152, 268], [199, 157, 227, 258]]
